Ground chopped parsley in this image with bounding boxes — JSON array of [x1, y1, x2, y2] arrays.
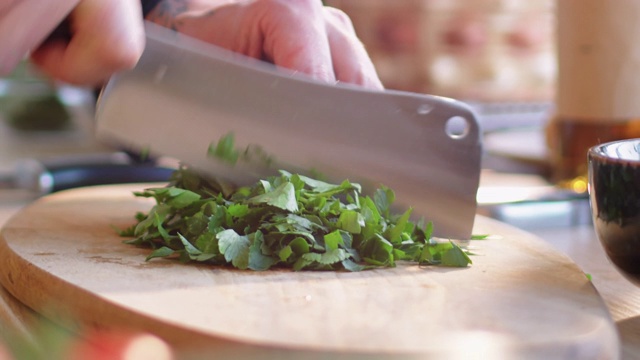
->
[[120, 166, 472, 271]]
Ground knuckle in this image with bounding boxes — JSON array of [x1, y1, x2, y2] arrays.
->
[[98, 38, 144, 72], [254, 0, 322, 17], [107, 48, 142, 71], [325, 7, 353, 28]]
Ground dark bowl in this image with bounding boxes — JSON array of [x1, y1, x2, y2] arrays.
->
[[588, 139, 640, 284]]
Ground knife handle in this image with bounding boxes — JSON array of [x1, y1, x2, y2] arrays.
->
[[13, 153, 174, 195], [43, 18, 72, 44], [45, 164, 173, 193]]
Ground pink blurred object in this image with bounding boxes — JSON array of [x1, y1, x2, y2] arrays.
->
[[326, 0, 556, 103], [0, 0, 78, 75]]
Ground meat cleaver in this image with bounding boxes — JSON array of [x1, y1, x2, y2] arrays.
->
[[95, 22, 482, 240]]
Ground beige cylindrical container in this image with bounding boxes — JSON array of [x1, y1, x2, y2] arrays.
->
[[547, 0, 640, 184]]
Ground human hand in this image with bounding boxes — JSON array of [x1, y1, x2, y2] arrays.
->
[[0, 0, 79, 75], [29, 0, 145, 86], [147, 0, 383, 89]]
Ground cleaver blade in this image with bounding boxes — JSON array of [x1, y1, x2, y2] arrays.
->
[[95, 22, 482, 239]]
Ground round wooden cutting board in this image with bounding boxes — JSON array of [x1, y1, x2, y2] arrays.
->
[[0, 184, 619, 359]]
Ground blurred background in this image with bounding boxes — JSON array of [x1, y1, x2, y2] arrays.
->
[[0, 61, 101, 178], [0, 0, 558, 202], [1, 0, 557, 136], [328, 0, 555, 104]]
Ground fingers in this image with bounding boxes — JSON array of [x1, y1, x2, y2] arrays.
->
[[175, 0, 338, 84], [0, 0, 21, 15], [30, 0, 145, 86], [256, 0, 336, 84], [323, 7, 384, 90], [0, 0, 79, 75], [258, 1, 383, 89], [161, 0, 383, 89]]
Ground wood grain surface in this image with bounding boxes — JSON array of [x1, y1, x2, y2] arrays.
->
[[0, 184, 620, 359]]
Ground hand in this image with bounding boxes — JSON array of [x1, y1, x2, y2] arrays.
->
[[0, 0, 79, 75], [29, 0, 145, 86], [147, 0, 384, 89]]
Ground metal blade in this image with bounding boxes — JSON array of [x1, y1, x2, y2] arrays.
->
[[95, 22, 482, 239]]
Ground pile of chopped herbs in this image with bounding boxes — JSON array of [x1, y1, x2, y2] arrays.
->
[[120, 167, 472, 271]]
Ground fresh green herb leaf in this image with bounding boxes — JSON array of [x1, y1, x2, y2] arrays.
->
[[247, 182, 298, 212], [336, 210, 363, 234], [208, 132, 275, 167], [217, 229, 251, 269], [249, 232, 277, 270], [121, 166, 475, 271], [146, 246, 175, 261], [208, 133, 239, 165], [441, 242, 473, 267], [324, 230, 346, 251]]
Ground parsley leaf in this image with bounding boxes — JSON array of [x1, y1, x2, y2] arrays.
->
[[121, 166, 474, 271]]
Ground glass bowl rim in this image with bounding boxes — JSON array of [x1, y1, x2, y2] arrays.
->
[[588, 138, 640, 164]]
